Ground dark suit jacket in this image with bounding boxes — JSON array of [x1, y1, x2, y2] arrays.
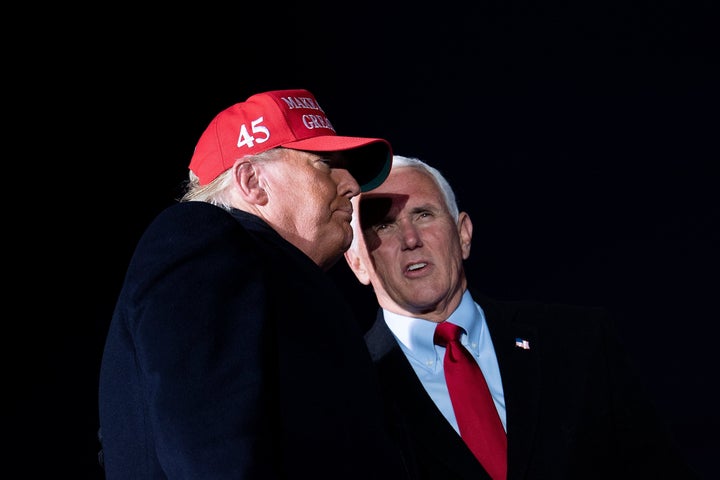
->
[[99, 202, 408, 479], [365, 290, 698, 479]]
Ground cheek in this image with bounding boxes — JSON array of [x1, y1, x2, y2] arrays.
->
[[365, 233, 382, 251], [308, 169, 338, 191], [450, 242, 467, 264], [369, 247, 396, 275]]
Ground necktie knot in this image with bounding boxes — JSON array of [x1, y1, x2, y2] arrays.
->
[[434, 321, 463, 347]]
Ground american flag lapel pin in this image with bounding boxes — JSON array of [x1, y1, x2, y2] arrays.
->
[[514, 337, 531, 350]]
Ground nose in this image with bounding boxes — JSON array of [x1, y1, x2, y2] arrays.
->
[[333, 168, 361, 197], [399, 220, 422, 250]]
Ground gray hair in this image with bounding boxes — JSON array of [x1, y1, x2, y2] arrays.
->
[[390, 155, 459, 220]]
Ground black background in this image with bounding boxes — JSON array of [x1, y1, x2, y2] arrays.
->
[[20, 2, 717, 478]]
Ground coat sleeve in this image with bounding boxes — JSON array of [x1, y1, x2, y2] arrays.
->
[[113, 203, 277, 478]]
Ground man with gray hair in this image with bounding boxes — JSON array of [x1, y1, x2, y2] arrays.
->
[[344, 155, 697, 479]]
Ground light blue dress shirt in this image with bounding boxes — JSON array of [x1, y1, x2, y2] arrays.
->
[[383, 289, 507, 433]]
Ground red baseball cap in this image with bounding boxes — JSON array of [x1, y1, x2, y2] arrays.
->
[[189, 89, 392, 191]]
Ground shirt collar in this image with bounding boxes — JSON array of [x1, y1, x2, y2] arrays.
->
[[384, 290, 486, 370]]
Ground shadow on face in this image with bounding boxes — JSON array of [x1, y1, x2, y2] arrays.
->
[[359, 194, 409, 252]]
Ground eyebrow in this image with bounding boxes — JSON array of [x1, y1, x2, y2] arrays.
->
[[378, 203, 440, 224], [408, 203, 440, 214]]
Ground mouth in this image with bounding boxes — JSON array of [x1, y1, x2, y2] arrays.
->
[[335, 203, 354, 217], [335, 208, 353, 221], [405, 262, 428, 273]]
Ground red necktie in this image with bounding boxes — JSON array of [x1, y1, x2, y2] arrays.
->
[[434, 321, 507, 480]]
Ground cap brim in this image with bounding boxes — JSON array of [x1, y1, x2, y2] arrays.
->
[[282, 136, 392, 192]]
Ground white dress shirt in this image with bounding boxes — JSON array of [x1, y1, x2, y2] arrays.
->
[[383, 289, 507, 433]]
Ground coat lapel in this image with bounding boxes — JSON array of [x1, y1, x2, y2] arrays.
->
[[366, 311, 490, 480], [475, 292, 541, 480]]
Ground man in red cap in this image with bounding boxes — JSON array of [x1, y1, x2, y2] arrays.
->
[[98, 89, 406, 479]]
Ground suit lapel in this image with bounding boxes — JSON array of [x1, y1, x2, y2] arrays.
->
[[476, 293, 541, 480], [366, 311, 490, 480]]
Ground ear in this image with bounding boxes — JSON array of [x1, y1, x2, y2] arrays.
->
[[344, 247, 371, 285], [234, 160, 267, 205], [457, 211, 473, 260]]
